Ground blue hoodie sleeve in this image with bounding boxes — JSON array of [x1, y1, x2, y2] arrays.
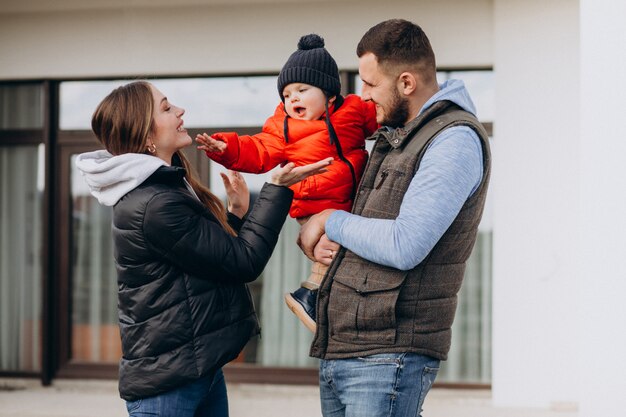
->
[[326, 126, 483, 270]]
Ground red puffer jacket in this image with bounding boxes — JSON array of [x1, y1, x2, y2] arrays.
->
[[205, 94, 378, 218]]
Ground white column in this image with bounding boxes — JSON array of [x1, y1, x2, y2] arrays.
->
[[579, 1, 626, 416], [492, 0, 580, 408]]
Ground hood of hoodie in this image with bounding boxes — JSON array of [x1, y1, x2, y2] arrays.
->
[[419, 78, 477, 116], [75, 150, 167, 206]]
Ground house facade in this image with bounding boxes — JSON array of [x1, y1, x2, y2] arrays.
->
[[0, 1, 624, 416]]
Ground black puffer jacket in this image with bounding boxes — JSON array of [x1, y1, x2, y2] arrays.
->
[[112, 166, 292, 401]]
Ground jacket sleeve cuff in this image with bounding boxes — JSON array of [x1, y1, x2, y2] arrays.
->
[[243, 183, 293, 233], [206, 132, 240, 167], [227, 212, 245, 232]]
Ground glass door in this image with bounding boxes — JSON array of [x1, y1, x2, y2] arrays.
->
[[0, 82, 45, 375], [0, 144, 44, 373], [55, 141, 119, 378], [69, 153, 119, 364]]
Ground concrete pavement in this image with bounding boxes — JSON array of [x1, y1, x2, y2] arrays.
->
[[0, 378, 578, 417]]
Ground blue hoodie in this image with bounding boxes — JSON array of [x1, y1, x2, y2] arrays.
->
[[325, 79, 484, 270]]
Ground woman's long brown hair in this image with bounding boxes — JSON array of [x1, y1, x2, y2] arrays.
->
[[91, 81, 236, 235]]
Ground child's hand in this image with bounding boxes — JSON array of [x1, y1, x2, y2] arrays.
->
[[196, 133, 227, 153]]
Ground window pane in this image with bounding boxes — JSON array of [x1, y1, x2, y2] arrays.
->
[[437, 230, 492, 383], [355, 71, 494, 122], [60, 72, 494, 382], [0, 144, 44, 371], [255, 217, 317, 367], [153, 78, 277, 127], [60, 77, 278, 130], [354, 75, 363, 95], [210, 166, 273, 198], [0, 84, 44, 129], [449, 70, 495, 122], [60, 81, 127, 131], [70, 155, 120, 363]]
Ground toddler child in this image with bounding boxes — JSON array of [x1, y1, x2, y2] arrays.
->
[[196, 34, 377, 332]]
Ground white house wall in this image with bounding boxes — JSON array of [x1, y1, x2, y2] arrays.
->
[[0, 0, 493, 80], [579, 0, 626, 415], [492, 0, 580, 409]]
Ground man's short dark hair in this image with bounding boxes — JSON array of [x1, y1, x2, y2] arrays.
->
[[357, 19, 436, 79]]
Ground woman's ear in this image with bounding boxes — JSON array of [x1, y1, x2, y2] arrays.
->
[[398, 72, 417, 96], [146, 139, 157, 154]]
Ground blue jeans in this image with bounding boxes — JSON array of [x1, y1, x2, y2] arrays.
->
[[125, 368, 228, 417], [319, 353, 440, 417]]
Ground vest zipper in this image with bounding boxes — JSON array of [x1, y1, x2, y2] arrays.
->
[[375, 169, 389, 190]]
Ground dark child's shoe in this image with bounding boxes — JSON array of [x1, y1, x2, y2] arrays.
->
[[284, 287, 317, 333]]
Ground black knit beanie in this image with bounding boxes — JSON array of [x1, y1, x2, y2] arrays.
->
[[277, 34, 340, 101]]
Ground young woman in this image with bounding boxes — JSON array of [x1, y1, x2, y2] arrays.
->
[[75, 80, 331, 417]]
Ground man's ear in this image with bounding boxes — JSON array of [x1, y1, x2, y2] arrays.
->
[[398, 72, 417, 96]]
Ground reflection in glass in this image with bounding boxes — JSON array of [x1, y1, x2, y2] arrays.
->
[[60, 77, 278, 130], [257, 217, 317, 367], [60, 81, 127, 131], [70, 155, 119, 363], [0, 84, 44, 129], [438, 231, 492, 383], [0, 145, 44, 371]]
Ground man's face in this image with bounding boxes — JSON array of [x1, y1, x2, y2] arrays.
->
[[358, 52, 410, 128]]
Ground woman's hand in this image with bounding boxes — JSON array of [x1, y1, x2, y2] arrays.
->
[[221, 170, 249, 219], [270, 157, 333, 187], [196, 133, 227, 153], [313, 234, 340, 266]]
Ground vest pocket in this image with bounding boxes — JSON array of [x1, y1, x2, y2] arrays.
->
[[328, 263, 407, 345]]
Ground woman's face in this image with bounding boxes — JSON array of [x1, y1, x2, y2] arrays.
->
[[149, 84, 191, 162]]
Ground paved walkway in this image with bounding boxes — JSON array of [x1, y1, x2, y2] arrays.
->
[[0, 378, 578, 417]]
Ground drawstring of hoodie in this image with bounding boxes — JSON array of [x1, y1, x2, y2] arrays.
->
[[324, 97, 357, 201], [282, 95, 357, 201], [283, 114, 290, 143]]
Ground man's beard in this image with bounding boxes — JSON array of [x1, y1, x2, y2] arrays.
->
[[380, 87, 410, 128]]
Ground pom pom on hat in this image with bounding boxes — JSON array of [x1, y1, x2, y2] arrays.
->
[[298, 34, 325, 50], [277, 33, 340, 100]]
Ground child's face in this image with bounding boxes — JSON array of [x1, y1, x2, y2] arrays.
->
[[282, 83, 330, 121]]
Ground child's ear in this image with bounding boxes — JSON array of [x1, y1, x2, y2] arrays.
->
[[328, 95, 337, 105]]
